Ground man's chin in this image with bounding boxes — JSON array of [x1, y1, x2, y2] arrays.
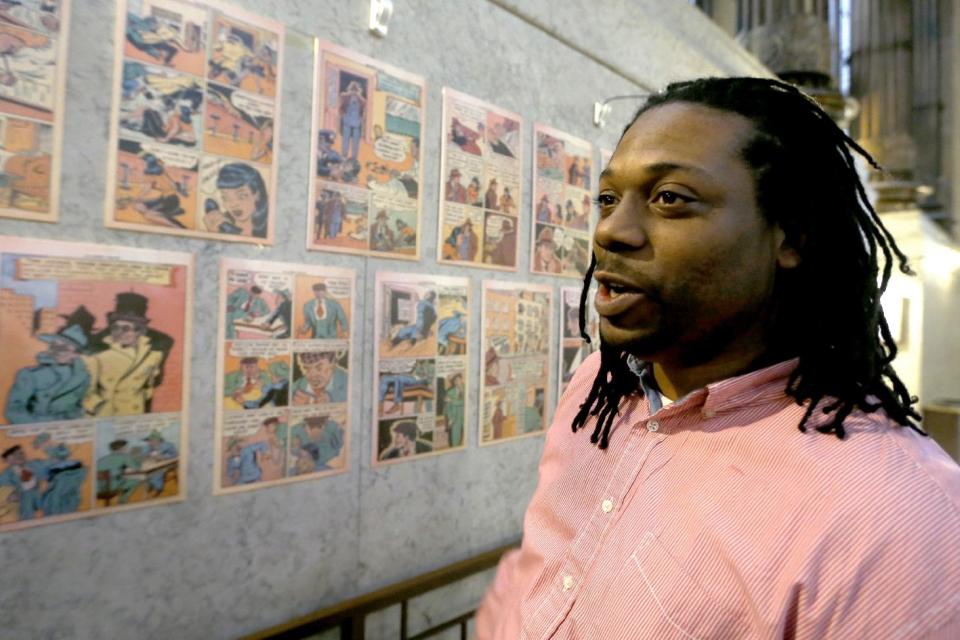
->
[[598, 322, 670, 359]]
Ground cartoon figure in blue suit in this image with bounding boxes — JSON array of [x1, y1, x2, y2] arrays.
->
[[225, 437, 270, 485], [142, 431, 177, 497], [391, 291, 437, 348], [437, 309, 466, 355], [5, 324, 90, 425], [0, 445, 46, 520], [34, 434, 86, 516]]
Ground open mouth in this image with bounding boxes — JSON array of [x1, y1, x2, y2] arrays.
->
[[594, 271, 650, 316]]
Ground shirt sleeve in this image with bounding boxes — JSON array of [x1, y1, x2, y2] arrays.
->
[[475, 548, 522, 640]]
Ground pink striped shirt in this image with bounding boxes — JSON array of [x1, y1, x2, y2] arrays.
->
[[477, 352, 960, 639]]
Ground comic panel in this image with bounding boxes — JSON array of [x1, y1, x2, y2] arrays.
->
[[113, 138, 199, 231], [204, 82, 273, 163], [533, 222, 590, 278], [215, 258, 354, 494], [535, 129, 565, 181], [198, 155, 270, 239], [0, 114, 54, 214], [0, 1, 69, 222], [220, 410, 287, 489], [291, 349, 349, 406], [376, 358, 434, 419], [287, 406, 347, 477], [439, 203, 483, 266], [0, 421, 94, 531], [376, 414, 436, 463], [293, 272, 352, 341], [482, 211, 518, 269], [0, 22, 57, 118], [480, 281, 552, 445], [559, 286, 598, 399], [564, 141, 593, 192], [442, 152, 484, 209], [310, 182, 370, 253], [436, 287, 468, 357], [0, 0, 64, 38], [377, 279, 439, 360], [368, 196, 417, 257], [122, 0, 208, 78], [221, 342, 290, 412], [0, 247, 190, 425], [118, 60, 203, 149], [94, 415, 181, 509], [485, 110, 520, 160], [223, 267, 292, 340], [207, 11, 279, 98], [309, 42, 425, 259], [435, 363, 467, 450]]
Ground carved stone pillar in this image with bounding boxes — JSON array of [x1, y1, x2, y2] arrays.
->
[[849, 0, 918, 211], [736, 0, 852, 126]]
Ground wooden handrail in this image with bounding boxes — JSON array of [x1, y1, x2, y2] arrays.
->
[[244, 541, 519, 640]]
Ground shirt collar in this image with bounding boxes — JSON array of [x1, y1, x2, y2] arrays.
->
[[627, 354, 799, 416]]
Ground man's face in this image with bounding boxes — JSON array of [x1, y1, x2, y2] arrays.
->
[[48, 337, 79, 364], [303, 357, 334, 390], [241, 361, 260, 378], [5, 450, 25, 465], [393, 430, 412, 451], [537, 241, 554, 262], [593, 102, 795, 363], [110, 320, 143, 348], [313, 288, 326, 301], [221, 184, 257, 223]]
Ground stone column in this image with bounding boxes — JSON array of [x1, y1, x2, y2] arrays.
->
[[849, 0, 917, 210], [736, 0, 853, 126]]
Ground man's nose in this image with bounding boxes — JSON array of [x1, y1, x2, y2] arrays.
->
[[593, 196, 648, 252]]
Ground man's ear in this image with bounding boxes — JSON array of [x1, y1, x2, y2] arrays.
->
[[774, 225, 803, 269]]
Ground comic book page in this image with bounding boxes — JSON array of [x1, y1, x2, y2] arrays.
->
[[0, 236, 193, 532], [373, 273, 469, 465], [437, 88, 523, 271], [0, 1, 71, 222], [308, 41, 425, 260], [105, 0, 283, 244], [214, 257, 354, 494], [531, 123, 594, 279], [558, 286, 598, 401], [479, 280, 551, 445]]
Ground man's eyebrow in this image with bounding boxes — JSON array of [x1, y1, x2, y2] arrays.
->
[[600, 162, 710, 182]]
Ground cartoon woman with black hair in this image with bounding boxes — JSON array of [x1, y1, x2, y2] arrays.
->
[[204, 162, 268, 238]]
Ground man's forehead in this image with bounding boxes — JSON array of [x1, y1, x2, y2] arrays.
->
[[606, 102, 755, 177]]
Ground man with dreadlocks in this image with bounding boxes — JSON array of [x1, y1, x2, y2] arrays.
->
[[477, 77, 960, 639]]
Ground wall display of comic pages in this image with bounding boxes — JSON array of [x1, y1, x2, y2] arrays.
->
[[106, 0, 283, 243], [438, 88, 522, 270], [558, 286, 598, 401], [480, 281, 551, 445], [308, 41, 425, 260], [373, 272, 469, 465], [214, 257, 354, 494], [0, 236, 193, 532], [531, 123, 594, 278], [0, 1, 71, 222]]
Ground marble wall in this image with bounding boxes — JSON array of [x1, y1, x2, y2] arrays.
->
[[0, 1, 764, 637]]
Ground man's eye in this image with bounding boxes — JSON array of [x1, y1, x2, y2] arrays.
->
[[594, 194, 616, 207], [651, 190, 691, 205]]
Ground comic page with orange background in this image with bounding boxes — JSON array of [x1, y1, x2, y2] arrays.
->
[[0, 236, 192, 532]]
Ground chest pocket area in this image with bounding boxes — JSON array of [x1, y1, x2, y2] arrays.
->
[[589, 531, 752, 640]]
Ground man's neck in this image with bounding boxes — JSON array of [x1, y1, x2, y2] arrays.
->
[[651, 340, 775, 401]]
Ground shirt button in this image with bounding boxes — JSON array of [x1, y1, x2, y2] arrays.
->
[[601, 499, 614, 513], [647, 420, 659, 432], [562, 575, 574, 591]]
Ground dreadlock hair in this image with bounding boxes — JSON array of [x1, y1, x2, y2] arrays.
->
[[572, 76, 923, 449]]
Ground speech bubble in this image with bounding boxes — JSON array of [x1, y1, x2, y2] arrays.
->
[[227, 270, 252, 286], [380, 358, 417, 374], [228, 342, 290, 358], [323, 277, 352, 300], [231, 91, 273, 120], [253, 272, 292, 292], [141, 142, 199, 169], [373, 134, 409, 162]]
